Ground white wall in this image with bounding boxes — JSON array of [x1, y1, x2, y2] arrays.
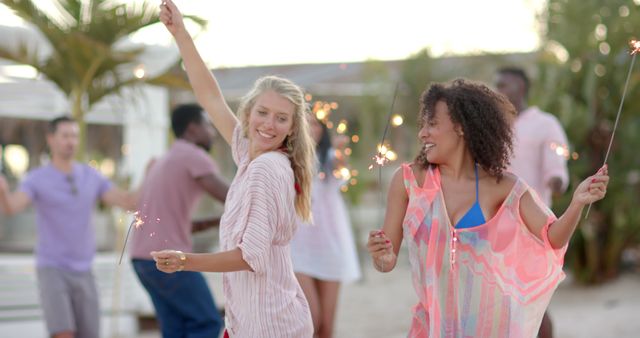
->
[[95, 85, 170, 185]]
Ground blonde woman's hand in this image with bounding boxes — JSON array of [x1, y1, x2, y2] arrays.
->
[[572, 165, 609, 205], [159, 0, 186, 37], [151, 249, 185, 273]]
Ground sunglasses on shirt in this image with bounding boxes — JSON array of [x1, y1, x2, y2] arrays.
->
[[66, 175, 78, 195]]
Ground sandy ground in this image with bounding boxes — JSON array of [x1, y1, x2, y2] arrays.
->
[[135, 257, 640, 338], [2, 252, 638, 338], [332, 260, 640, 338]]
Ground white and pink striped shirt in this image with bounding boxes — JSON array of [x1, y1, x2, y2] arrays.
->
[[219, 125, 313, 337]]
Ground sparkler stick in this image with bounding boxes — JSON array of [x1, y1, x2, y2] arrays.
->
[[585, 39, 640, 219], [118, 212, 144, 265]]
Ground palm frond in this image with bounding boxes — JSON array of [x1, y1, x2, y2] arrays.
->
[[145, 71, 191, 90], [2, 0, 207, 114], [0, 41, 42, 69], [1, 0, 68, 45]]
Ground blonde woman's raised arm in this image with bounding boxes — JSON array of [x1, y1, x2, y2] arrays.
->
[[160, 0, 238, 144]]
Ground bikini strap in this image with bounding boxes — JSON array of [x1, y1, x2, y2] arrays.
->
[[474, 162, 480, 201]]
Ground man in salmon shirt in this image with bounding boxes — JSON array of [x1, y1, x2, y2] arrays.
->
[[496, 67, 570, 338], [129, 104, 229, 338]]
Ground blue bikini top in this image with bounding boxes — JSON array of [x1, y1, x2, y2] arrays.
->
[[455, 163, 486, 229]]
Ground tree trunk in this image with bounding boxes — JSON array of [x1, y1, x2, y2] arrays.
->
[[70, 89, 87, 161]]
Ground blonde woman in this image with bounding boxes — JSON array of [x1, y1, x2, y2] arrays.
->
[[152, 1, 315, 337]]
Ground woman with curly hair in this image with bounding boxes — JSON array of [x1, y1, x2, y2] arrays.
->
[[367, 79, 609, 337]]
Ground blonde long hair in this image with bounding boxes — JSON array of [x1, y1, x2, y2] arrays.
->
[[237, 76, 315, 222]]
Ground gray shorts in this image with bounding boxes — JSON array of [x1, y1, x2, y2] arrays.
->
[[36, 266, 100, 338]]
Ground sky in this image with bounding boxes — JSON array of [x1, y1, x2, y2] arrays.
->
[[0, 0, 547, 68]]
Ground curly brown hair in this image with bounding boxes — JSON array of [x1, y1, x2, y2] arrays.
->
[[415, 79, 514, 178]]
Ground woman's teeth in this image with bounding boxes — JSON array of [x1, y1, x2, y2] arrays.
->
[[258, 130, 274, 139]]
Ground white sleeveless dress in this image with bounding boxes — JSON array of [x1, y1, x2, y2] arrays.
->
[[290, 152, 361, 283]]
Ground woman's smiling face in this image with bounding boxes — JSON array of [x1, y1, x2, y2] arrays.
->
[[247, 90, 295, 158]]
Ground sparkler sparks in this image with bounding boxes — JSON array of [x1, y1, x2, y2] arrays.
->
[[368, 143, 398, 170], [630, 39, 640, 55], [368, 83, 400, 172]]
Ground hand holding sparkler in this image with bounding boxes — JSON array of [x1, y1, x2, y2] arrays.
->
[[573, 165, 609, 205], [545, 165, 610, 249], [151, 249, 186, 273], [367, 230, 395, 272]]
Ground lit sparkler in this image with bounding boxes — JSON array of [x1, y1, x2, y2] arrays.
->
[[118, 211, 145, 265], [630, 39, 640, 55], [369, 84, 400, 271], [585, 39, 639, 219], [368, 84, 400, 171], [368, 143, 398, 170]]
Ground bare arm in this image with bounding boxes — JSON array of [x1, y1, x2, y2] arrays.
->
[[101, 187, 138, 212], [0, 176, 32, 215], [102, 158, 157, 211], [521, 165, 609, 249], [151, 248, 252, 273], [366, 167, 408, 272], [191, 217, 221, 233], [160, 0, 238, 145], [195, 173, 229, 202]]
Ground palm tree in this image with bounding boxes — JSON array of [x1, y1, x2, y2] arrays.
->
[[0, 0, 204, 159]]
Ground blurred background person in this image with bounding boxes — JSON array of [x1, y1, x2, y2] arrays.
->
[[0, 116, 139, 338], [290, 113, 361, 338], [495, 66, 570, 338], [129, 104, 229, 338]]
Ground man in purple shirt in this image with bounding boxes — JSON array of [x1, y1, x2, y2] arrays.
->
[[496, 67, 570, 338], [130, 104, 228, 338], [0, 116, 139, 338]]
